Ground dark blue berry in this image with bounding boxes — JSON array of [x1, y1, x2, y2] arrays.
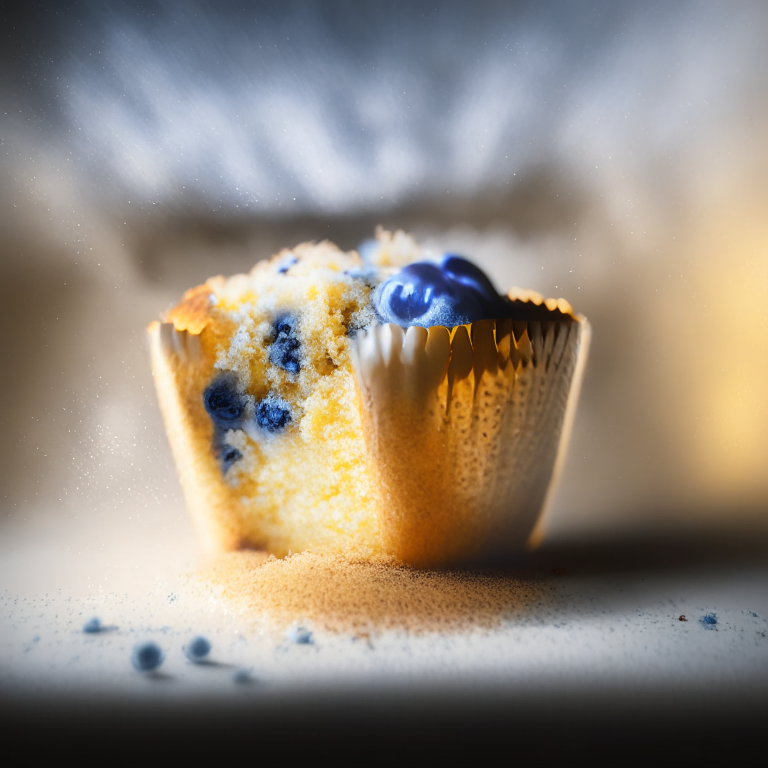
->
[[213, 429, 243, 472], [132, 641, 164, 672], [255, 398, 291, 432], [82, 617, 103, 634], [204, 377, 247, 429], [269, 318, 301, 374], [373, 255, 506, 328], [442, 254, 501, 301], [184, 636, 212, 662]]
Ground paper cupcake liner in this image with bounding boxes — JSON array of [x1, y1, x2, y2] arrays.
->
[[352, 307, 590, 567]]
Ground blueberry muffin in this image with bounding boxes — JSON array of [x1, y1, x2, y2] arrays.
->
[[148, 230, 589, 567]]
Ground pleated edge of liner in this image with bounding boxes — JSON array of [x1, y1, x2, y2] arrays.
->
[[148, 320, 204, 365], [506, 286, 575, 317], [352, 314, 586, 397]]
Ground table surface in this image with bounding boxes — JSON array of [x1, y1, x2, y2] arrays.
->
[[2, 511, 767, 746]]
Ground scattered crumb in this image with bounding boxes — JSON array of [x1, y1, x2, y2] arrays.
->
[[184, 636, 212, 662], [196, 551, 547, 634], [233, 667, 254, 685], [700, 613, 718, 630], [132, 641, 164, 671], [287, 626, 313, 645], [678, 615, 687, 622], [82, 617, 103, 633]]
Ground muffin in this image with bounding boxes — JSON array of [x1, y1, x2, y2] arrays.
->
[[148, 230, 590, 567]]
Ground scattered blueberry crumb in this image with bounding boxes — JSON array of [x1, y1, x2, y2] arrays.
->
[[749, 611, 758, 618], [83, 617, 103, 633], [288, 627, 313, 645], [132, 641, 164, 672], [255, 398, 292, 432], [678, 615, 687, 622], [700, 613, 718, 629], [184, 636, 212, 662], [269, 318, 301, 374], [233, 667, 254, 684]]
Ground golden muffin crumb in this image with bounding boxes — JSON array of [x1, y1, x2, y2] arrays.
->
[[199, 550, 548, 634]]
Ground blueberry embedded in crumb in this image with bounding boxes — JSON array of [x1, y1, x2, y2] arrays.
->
[[287, 627, 313, 645], [204, 376, 247, 429], [219, 445, 242, 471], [213, 430, 243, 472], [132, 641, 164, 672], [82, 617, 103, 634], [700, 613, 718, 629], [184, 636, 212, 662], [269, 317, 301, 374], [255, 398, 291, 432]]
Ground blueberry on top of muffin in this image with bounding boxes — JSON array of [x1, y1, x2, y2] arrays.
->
[[373, 254, 508, 328]]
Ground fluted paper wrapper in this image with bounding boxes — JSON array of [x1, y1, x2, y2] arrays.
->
[[352, 315, 590, 567]]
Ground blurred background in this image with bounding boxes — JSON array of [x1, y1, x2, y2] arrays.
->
[[2, 0, 768, 568]]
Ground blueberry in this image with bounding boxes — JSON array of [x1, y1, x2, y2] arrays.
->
[[203, 376, 247, 429], [700, 613, 718, 629], [269, 318, 301, 374], [442, 254, 501, 301], [82, 617, 103, 634], [132, 641, 164, 672], [287, 627, 313, 645], [213, 429, 243, 472], [255, 397, 291, 432], [184, 636, 211, 662], [373, 254, 506, 327]]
